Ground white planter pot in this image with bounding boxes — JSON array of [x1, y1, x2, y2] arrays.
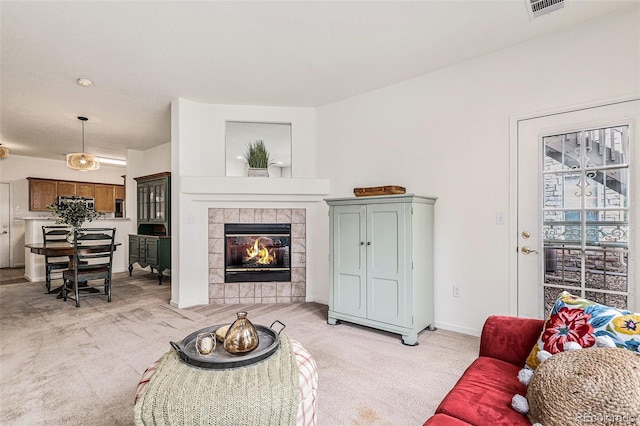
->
[[248, 168, 269, 177]]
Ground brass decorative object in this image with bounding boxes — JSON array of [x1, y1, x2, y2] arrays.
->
[[223, 311, 259, 354], [215, 324, 230, 342]]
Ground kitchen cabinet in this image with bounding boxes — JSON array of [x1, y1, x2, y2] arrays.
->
[[77, 183, 95, 197], [27, 178, 114, 211], [129, 172, 171, 283], [325, 194, 437, 345], [94, 184, 115, 212], [55, 181, 95, 198], [57, 181, 76, 197], [27, 178, 57, 211], [128, 234, 171, 284], [114, 185, 125, 200]]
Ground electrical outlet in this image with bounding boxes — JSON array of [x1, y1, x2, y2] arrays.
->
[[453, 286, 461, 298]]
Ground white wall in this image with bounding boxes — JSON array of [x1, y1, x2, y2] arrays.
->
[[171, 99, 324, 308], [316, 7, 640, 335], [126, 143, 172, 228]]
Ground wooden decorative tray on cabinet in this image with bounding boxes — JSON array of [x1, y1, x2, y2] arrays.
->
[[353, 186, 406, 197]]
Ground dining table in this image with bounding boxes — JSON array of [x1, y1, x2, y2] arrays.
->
[[25, 241, 122, 295]]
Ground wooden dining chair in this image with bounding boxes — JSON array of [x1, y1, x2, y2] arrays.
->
[[62, 228, 116, 307], [42, 225, 72, 292]]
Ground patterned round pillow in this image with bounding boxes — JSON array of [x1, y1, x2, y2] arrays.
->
[[527, 347, 640, 426]]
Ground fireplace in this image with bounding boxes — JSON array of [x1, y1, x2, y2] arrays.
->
[[224, 223, 291, 283], [209, 208, 306, 304]]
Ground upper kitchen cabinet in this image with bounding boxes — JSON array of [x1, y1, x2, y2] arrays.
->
[[77, 183, 95, 197], [134, 172, 171, 235], [27, 178, 57, 211], [28, 177, 123, 212], [57, 181, 76, 197], [57, 181, 95, 198], [114, 185, 125, 200], [94, 184, 115, 212]]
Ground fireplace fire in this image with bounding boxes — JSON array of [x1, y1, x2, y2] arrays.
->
[[224, 223, 291, 283]]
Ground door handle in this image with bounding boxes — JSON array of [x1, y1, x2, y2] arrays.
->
[[521, 246, 539, 255], [1, 231, 7, 234]]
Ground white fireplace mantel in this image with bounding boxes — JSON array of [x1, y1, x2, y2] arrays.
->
[[180, 176, 330, 202]]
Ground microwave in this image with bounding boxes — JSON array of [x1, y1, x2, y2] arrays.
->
[[57, 196, 95, 210]]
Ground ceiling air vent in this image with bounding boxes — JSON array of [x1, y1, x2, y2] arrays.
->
[[526, 0, 565, 19]]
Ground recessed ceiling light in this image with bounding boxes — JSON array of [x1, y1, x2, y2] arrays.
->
[[77, 77, 93, 87]]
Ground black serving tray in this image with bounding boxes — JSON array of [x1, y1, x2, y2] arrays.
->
[[170, 320, 285, 370]]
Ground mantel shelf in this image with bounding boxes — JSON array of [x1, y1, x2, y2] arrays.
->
[[180, 177, 330, 201]]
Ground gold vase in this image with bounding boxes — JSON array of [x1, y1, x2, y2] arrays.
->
[[223, 311, 259, 354]]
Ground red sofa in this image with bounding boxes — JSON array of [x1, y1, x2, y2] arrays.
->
[[424, 315, 545, 426]]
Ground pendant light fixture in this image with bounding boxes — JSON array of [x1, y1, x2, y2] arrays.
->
[[0, 144, 8, 159], [66, 116, 99, 171]]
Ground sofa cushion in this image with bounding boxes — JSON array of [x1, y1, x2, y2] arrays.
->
[[479, 315, 545, 367], [435, 357, 531, 426], [525, 291, 640, 370]]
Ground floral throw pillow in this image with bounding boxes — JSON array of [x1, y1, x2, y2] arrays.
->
[[525, 291, 640, 369]]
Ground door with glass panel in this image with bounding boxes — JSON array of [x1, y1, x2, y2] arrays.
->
[[517, 100, 639, 318]]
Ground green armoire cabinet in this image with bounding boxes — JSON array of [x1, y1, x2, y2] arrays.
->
[[129, 172, 171, 284], [325, 194, 437, 345]]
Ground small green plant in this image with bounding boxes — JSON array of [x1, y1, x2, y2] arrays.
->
[[244, 140, 271, 168], [47, 200, 104, 229]]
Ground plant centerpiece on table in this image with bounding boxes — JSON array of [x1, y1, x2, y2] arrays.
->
[[47, 199, 104, 240], [244, 140, 271, 177]]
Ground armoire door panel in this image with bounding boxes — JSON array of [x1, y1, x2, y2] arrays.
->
[[334, 273, 366, 316], [336, 210, 364, 272], [368, 277, 401, 325], [368, 209, 401, 274]]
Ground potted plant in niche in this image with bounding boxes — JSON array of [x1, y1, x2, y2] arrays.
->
[[244, 140, 271, 177], [48, 199, 104, 241]]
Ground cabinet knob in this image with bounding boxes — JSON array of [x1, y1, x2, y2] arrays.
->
[[360, 241, 364, 246], [367, 242, 371, 246]]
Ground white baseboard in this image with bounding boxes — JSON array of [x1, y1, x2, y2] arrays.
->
[[433, 321, 482, 337]]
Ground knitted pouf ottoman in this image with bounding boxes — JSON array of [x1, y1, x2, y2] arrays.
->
[[527, 347, 640, 426]]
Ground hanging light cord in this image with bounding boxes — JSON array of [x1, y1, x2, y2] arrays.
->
[[79, 116, 88, 153]]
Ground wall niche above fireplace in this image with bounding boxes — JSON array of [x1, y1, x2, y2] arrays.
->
[[225, 223, 291, 283], [225, 121, 292, 177]]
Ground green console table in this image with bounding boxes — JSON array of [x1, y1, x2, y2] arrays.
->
[[128, 234, 171, 284]]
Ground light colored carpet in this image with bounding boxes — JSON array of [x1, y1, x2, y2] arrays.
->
[[0, 270, 479, 425]]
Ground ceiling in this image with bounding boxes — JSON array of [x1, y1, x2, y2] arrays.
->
[[1, 1, 636, 164]]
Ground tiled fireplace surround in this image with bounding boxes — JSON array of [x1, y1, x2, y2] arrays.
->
[[208, 208, 306, 304]]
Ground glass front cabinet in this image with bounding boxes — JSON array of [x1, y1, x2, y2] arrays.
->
[[129, 172, 171, 284]]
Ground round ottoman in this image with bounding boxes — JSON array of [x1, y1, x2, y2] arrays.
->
[[527, 347, 640, 426]]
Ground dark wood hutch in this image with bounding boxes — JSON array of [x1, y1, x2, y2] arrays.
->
[[128, 172, 171, 284]]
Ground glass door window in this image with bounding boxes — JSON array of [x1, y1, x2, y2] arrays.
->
[[138, 185, 149, 221], [542, 125, 630, 314], [150, 182, 165, 220]]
